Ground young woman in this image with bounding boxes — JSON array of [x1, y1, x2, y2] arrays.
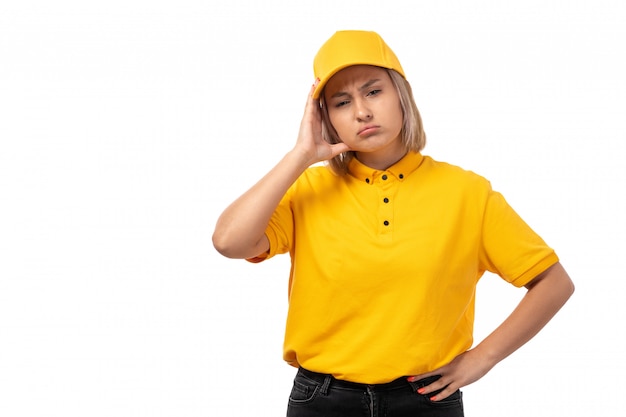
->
[[213, 30, 574, 417]]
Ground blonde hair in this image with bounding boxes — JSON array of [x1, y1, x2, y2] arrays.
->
[[319, 69, 426, 175]]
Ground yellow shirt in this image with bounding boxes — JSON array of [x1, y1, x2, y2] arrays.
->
[[250, 152, 558, 384]]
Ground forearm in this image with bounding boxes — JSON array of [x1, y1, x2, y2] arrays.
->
[[212, 149, 312, 259], [214, 79, 351, 259], [473, 262, 575, 368]]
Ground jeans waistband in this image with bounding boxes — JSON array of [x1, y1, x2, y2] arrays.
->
[[297, 367, 439, 392]]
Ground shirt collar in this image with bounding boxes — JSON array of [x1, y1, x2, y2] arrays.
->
[[347, 151, 424, 184]]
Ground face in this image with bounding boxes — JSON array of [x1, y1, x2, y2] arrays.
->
[[323, 65, 404, 167]]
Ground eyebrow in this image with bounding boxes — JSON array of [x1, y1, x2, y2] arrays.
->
[[330, 79, 382, 99]]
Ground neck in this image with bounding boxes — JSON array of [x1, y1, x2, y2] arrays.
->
[[355, 144, 407, 171]]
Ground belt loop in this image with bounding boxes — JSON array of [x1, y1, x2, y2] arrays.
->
[[320, 374, 332, 395]]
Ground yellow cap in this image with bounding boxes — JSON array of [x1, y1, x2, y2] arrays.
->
[[312, 30, 405, 99]]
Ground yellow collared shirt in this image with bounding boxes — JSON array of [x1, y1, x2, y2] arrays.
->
[[251, 152, 558, 384]]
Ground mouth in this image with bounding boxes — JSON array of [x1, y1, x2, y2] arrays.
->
[[357, 125, 380, 136]]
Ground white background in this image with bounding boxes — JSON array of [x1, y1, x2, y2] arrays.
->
[[1, 0, 624, 415]]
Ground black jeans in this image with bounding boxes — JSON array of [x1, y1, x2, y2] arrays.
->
[[287, 367, 464, 417]]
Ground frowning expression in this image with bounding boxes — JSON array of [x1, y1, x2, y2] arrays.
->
[[323, 65, 404, 162]]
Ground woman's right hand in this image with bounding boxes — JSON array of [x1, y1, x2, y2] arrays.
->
[[213, 80, 350, 260], [293, 79, 351, 165]]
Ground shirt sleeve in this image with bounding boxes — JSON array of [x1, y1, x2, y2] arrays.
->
[[245, 184, 295, 263], [479, 189, 559, 287]]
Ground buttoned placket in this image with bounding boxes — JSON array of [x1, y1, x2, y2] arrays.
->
[[368, 171, 402, 240]]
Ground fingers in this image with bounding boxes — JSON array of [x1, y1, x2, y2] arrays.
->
[[407, 375, 456, 401], [329, 141, 351, 155], [407, 369, 458, 402], [306, 78, 321, 107], [295, 78, 350, 163], [310, 77, 320, 96], [422, 381, 456, 402], [303, 78, 322, 122], [407, 374, 442, 396], [407, 370, 437, 383], [407, 350, 490, 401]]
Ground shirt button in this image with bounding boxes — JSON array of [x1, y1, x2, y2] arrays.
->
[[383, 220, 389, 226], [383, 198, 389, 203], [382, 174, 388, 180], [399, 174, 404, 179], [366, 178, 370, 183]]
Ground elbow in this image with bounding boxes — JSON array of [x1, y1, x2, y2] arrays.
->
[[557, 263, 576, 300], [566, 277, 576, 299], [212, 229, 261, 259], [212, 230, 238, 259], [551, 262, 576, 304], [526, 262, 575, 302], [561, 278, 575, 310]]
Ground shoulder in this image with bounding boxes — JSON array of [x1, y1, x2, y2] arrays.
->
[[420, 155, 492, 190], [304, 163, 336, 177], [295, 164, 342, 186], [285, 164, 343, 198]]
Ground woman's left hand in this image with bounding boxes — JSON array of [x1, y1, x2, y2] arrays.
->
[[408, 262, 574, 401], [406, 349, 493, 401]]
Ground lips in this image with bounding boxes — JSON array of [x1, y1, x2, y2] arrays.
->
[[358, 125, 380, 136]]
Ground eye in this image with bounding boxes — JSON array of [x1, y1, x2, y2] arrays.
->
[[367, 89, 381, 97], [335, 100, 350, 108]]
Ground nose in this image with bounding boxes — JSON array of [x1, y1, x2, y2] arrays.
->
[[354, 98, 372, 121]]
